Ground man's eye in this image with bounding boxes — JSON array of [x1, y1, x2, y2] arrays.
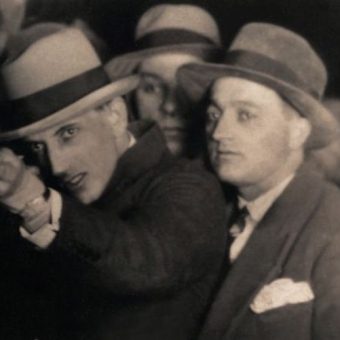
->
[[207, 108, 220, 121], [31, 142, 44, 153], [61, 127, 78, 140], [238, 109, 254, 121], [140, 81, 163, 95]]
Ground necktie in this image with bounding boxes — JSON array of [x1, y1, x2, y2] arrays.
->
[[229, 206, 249, 239], [228, 206, 250, 263]]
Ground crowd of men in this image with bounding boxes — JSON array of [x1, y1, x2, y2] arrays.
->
[[0, 2, 339, 340]]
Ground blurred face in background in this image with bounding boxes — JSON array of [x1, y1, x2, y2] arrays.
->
[[135, 52, 202, 156], [308, 98, 340, 186], [310, 138, 340, 185]]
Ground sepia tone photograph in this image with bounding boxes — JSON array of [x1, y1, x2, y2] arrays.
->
[[0, 0, 339, 339]]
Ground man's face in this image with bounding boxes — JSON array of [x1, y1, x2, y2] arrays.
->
[[308, 98, 340, 186], [207, 77, 301, 198], [23, 106, 121, 204], [136, 52, 202, 156]]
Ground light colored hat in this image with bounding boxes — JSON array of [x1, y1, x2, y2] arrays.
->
[[178, 22, 340, 149], [0, 24, 139, 141], [105, 4, 222, 79]]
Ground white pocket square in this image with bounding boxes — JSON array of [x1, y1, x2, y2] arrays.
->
[[250, 278, 314, 314]]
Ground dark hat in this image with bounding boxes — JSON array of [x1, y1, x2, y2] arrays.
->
[[178, 22, 340, 149], [0, 24, 139, 141], [105, 4, 222, 79]]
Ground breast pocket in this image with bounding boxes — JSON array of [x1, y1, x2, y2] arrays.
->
[[250, 301, 313, 340], [254, 300, 313, 322]]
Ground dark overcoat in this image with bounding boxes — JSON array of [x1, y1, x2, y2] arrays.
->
[[199, 165, 340, 340], [0, 122, 227, 340]]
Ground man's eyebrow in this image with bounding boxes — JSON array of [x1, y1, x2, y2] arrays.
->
[[209, 97, 222, 110], [139, 71, 163, 82], [208, 98, 260, 111], [231, 100, 260, 109], [21, 137, 43, 143]]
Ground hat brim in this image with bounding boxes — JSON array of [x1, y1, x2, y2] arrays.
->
[[0, 75, 139, 141], [105, 43, 223, 79], [178, 63, 340, 149]]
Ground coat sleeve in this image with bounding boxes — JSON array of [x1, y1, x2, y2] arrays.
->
[[312, 229, 340, 340], [48, 169, 227, 296]]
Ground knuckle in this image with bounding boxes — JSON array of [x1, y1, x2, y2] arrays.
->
[[0, 149, 21, 167]]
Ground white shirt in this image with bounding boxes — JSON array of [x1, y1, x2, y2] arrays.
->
[[229, 174, 295, 263]]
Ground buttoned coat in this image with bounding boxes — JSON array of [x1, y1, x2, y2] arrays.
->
[[0, 122, 227, 340], [199, 165, 340, 340]]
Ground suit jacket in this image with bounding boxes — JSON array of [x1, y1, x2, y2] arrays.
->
[[199, 165, 340, 340], [0, 122, 227, 340]]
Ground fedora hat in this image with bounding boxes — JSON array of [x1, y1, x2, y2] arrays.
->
[[105, 4, 222, 79], [0, 24, 139, 141], [178, 22, 340, 149]]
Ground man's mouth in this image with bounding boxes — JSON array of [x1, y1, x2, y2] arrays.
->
[[64, 173, 87, 190], [217, 150, 241, 159], [163, 127, 187, 137]]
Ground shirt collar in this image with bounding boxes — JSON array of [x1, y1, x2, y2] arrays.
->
[[238, 173, 295, 223], [127, 131, 136, 148]]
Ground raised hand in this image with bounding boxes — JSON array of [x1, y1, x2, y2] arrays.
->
[[0, 148, 45, 212]]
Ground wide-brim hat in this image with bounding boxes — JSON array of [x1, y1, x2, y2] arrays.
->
[[0, 24, 139, 141], [105, 4, 223, 79], [178, 23, 340, 149]]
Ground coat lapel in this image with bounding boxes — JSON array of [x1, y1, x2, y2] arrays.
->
[[199, 167, 325, 340]]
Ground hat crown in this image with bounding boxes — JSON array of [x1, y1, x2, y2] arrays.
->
[[0, 24, 139, 140], [1, 27, 101, 99], [229, 23, 327, 98], [136, 4, 221, 46]]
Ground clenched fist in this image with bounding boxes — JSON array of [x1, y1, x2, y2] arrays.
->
[[0, 148, 45, 212]]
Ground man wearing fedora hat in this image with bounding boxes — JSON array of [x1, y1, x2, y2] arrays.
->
[[178, 23, 340, 340], [0, 25, 227, 339], [106, 4, 223, 158]]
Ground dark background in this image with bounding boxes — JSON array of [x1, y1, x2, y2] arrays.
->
[[24, 0, 340, 96]]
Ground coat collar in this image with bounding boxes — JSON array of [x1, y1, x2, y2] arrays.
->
[[200, 163, 326, 339]]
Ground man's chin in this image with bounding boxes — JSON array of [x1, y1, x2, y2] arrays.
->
[[214, 164, 244, 185], [166, 140, 185, 156], [68, 186, 95, 205]]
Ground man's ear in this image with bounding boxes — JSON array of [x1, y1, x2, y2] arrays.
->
[[105, 96, 128, 136], [289, 116, 312, 150]]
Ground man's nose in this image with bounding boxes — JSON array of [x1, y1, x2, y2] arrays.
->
[[211, 113, 234, 141], [46, 145, 68, 177], [161, 90, 179, 117]]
